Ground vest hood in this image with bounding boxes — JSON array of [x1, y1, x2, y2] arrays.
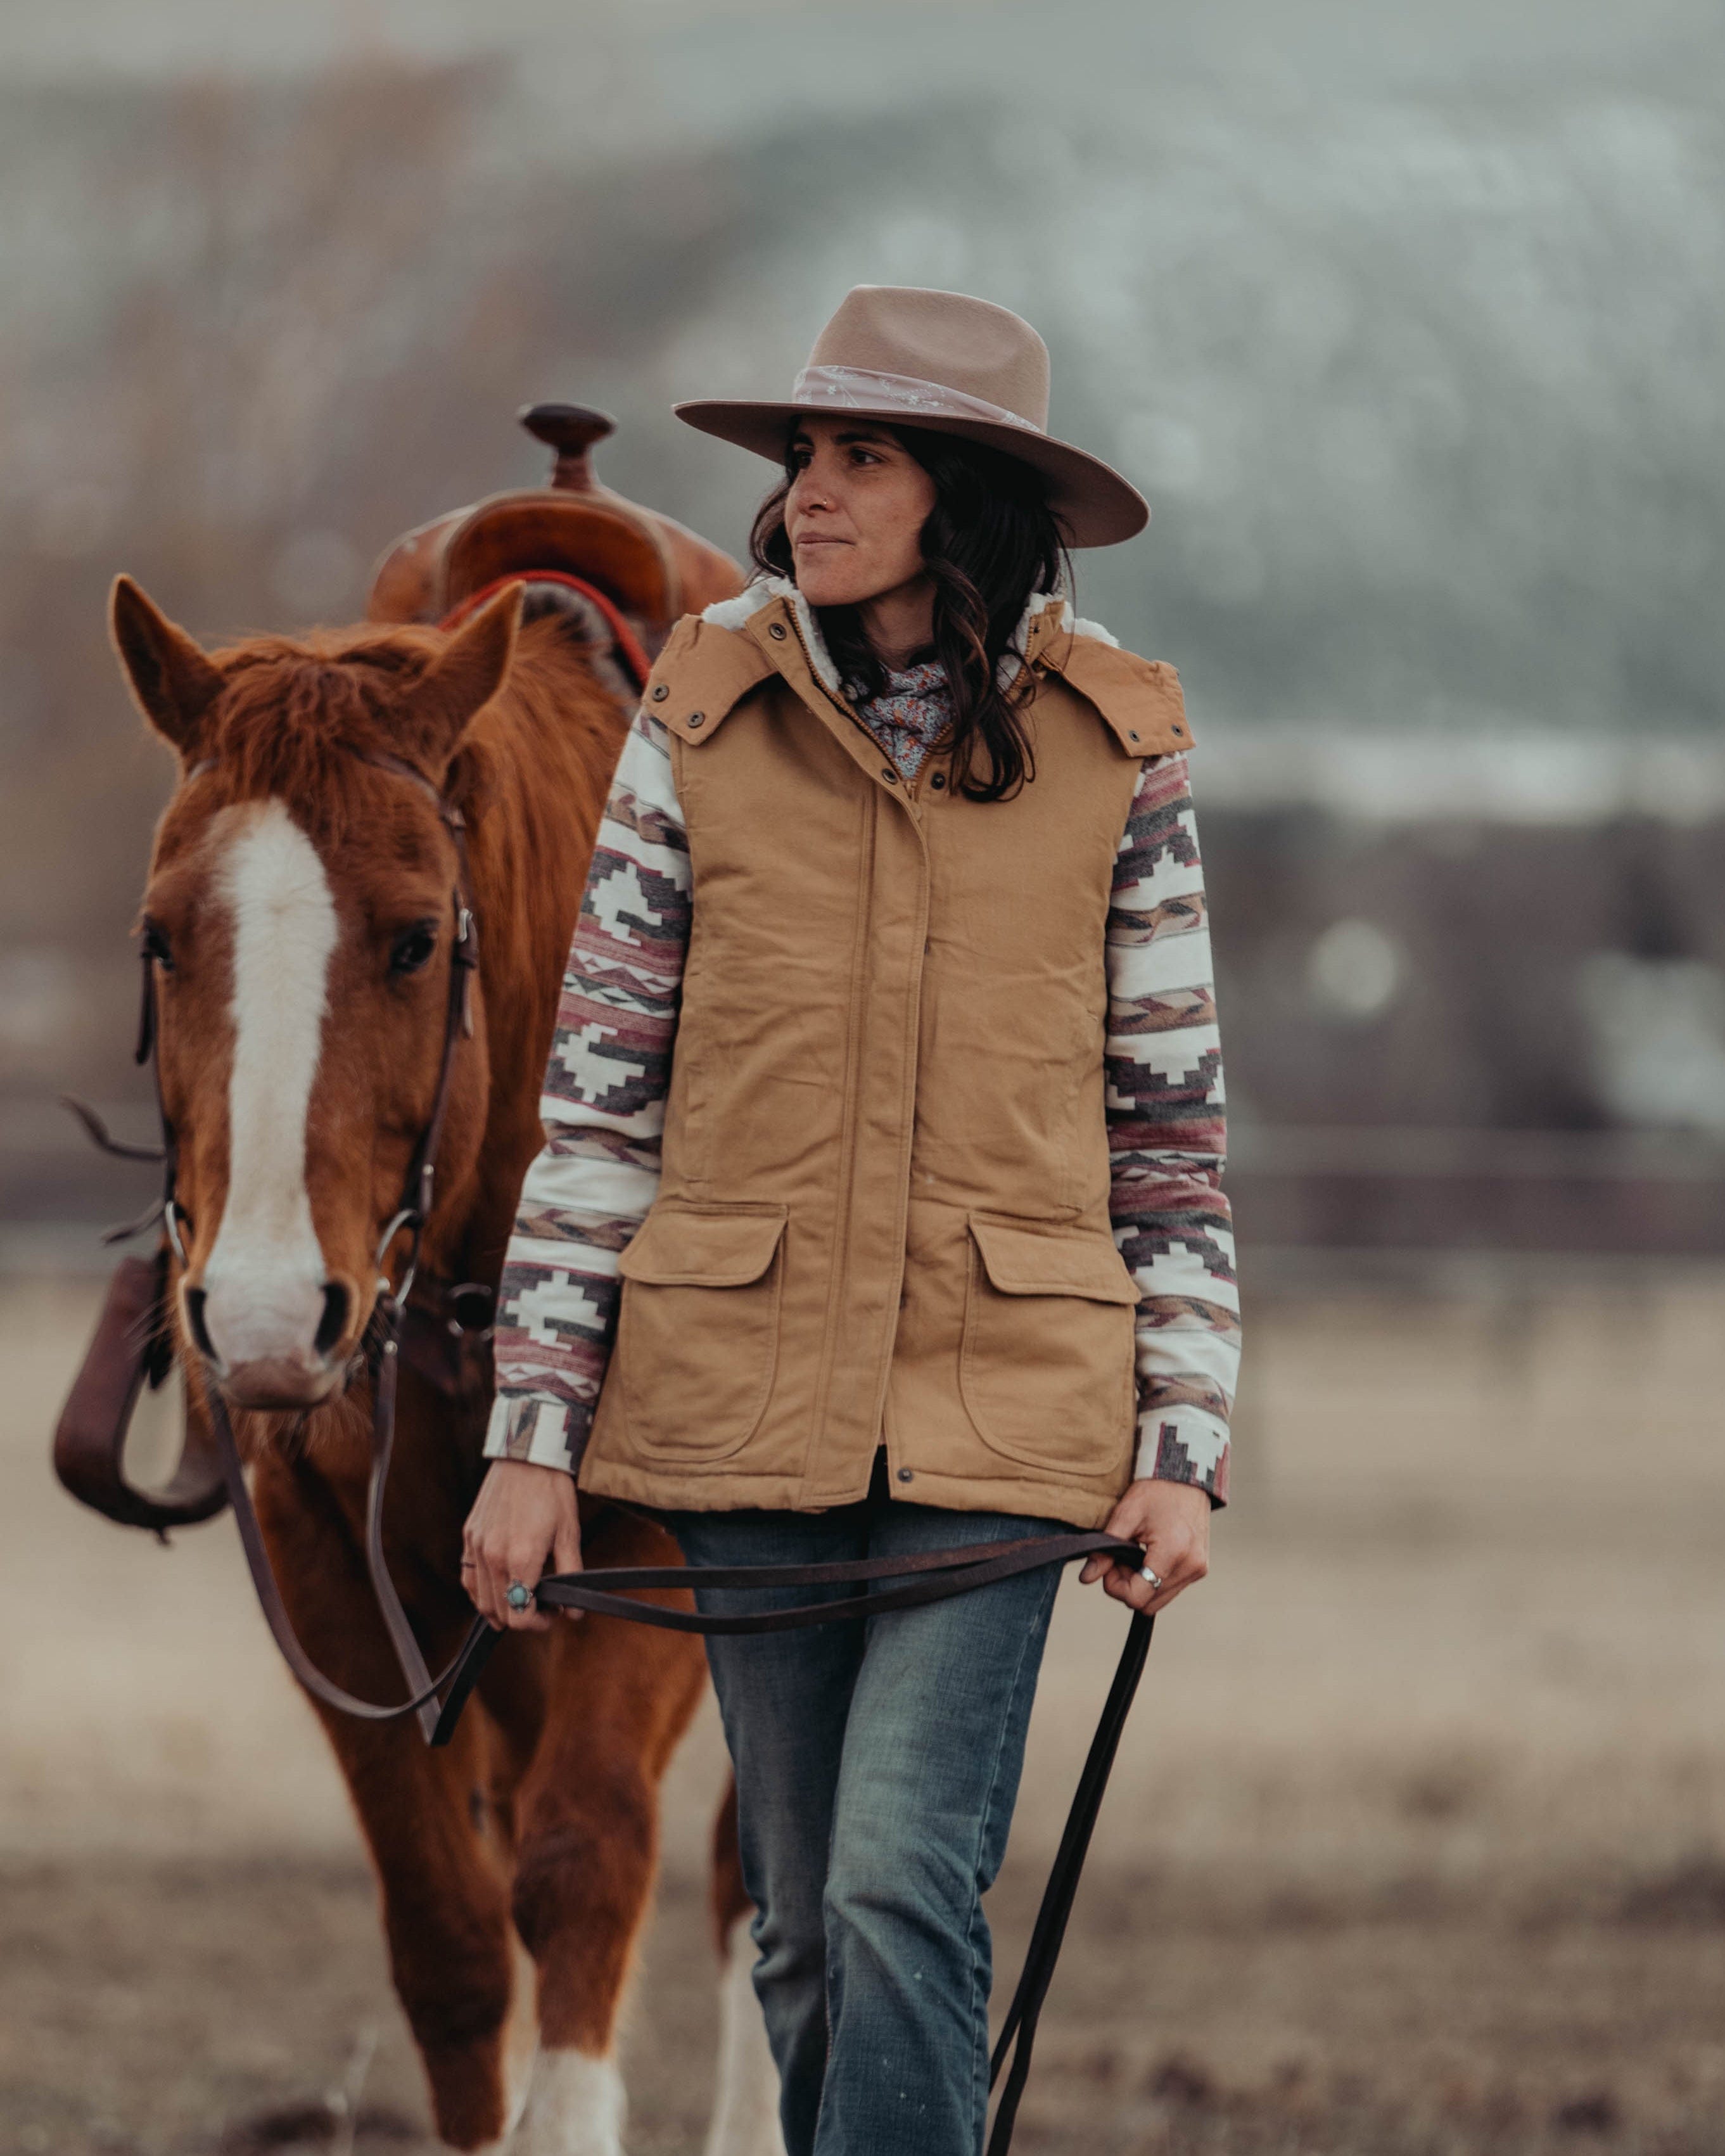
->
[[637, 580, 1192, 762]]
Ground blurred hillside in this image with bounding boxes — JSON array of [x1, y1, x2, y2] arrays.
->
[[1, 0, 1721, 1244]]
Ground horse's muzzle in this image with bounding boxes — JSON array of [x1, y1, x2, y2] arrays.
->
[[218, 1353, 348, 1412]]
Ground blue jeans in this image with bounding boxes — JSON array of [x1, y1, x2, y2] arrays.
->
[[663, 1455, 1066, 2156]]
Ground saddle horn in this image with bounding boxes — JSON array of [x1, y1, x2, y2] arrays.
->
[[518, 403, 616, 494]]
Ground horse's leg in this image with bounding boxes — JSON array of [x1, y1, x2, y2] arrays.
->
[[704, 1779, 788, 2156], [500, 1506, 708, 2156], [255, 1453, 525, 2153]]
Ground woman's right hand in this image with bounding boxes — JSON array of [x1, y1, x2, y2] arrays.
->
[[462, 1458, 585, 1632]]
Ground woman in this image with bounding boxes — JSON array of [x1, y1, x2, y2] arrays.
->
[[464, 285, 1238, 2154]]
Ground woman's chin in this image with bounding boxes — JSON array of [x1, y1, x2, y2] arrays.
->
[[791, 556, 868, 609]]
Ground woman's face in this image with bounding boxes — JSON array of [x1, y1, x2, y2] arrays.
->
[[784, 417, 938, 609]]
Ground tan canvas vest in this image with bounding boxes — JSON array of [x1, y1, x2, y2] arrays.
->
[[578, 590, 1192, 1529]]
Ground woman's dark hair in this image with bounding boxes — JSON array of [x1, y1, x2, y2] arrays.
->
[[749, 426, 1073, 802]]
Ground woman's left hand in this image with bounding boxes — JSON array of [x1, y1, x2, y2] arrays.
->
[[1078, 1476, 1211, 1615]]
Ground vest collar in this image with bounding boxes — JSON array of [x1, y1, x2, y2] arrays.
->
[[1024, 596, 1192, 758], [652, 579, 1190, 761], [702, 574, 842, 691]]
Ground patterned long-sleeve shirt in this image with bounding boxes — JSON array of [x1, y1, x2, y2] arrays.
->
[[485, 653, 1239, 1502]]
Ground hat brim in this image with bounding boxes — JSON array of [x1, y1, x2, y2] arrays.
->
[[672, 398, 1149, 549]]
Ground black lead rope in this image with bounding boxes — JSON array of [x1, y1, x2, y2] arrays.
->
[[987, 1605, 1154, 2152], [428, 1540, 1155, 2153], [210, 1441, 1154, 2153]]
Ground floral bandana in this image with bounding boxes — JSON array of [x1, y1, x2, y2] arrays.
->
[[850, 659, 952, 782]]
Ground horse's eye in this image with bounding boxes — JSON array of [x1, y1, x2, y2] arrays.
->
[[141, 921, 174, 973], [389, 923, 438, 977]]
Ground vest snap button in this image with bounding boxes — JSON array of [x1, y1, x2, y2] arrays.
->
[[930, 772, 946, 791], [687, 711, 706, 729], [896, 1467, 913, 1483], [651, 684, 669, 702], [1128, 729, 1140, 742], [880, 767, 896, 784], [768, 623, 787, 640]]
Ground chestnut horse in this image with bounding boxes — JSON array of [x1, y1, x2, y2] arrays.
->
[[106, 575, 785, 2156]]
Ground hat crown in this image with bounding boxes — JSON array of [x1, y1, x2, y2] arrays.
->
[[806, 286, 1051, 432]]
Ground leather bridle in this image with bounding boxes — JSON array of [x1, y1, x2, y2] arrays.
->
[[141, 741, 492, 1744]]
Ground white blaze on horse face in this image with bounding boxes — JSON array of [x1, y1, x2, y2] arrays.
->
[[200, 800, 339, 1379], [506, 2049, 627, 2156]]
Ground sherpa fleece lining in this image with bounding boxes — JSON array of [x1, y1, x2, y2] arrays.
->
[[701, 580, 1116, 694]]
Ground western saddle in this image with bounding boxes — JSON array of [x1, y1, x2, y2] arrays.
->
[[366, 403, 742, 682]]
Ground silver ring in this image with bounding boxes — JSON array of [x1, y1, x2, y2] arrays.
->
[[1139, 1565, 1164, 1593], [506, 1581, 532, 1612]]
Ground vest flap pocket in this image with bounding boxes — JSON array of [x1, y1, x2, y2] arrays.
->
[[613, 1205, 788, 1462], [617, 1204, 787, 1288], [968, 1217, 1140, 1305]]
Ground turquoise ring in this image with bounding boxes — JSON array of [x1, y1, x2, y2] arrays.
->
[[506, 1581, 532, 1612]]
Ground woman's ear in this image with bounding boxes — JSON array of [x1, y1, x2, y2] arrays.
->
[[109, 576, 225, 760], [405, 584, 525, 773]]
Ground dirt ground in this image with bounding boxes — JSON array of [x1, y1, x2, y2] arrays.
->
[[4, 1263, 1724, 2155]]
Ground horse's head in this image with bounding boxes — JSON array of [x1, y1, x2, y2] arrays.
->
[[111, 576, 523, 1416]]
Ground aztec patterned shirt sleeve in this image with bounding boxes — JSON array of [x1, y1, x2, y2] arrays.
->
[[483, 706, 688, 1474], [1107, 750, 1239, 1505]]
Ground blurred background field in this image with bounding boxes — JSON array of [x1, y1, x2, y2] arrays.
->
[[1, 1, 1722, 2151]]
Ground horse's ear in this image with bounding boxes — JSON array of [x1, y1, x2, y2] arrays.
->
[[408, 584, 523, 769], [109, 576, 224, 757]]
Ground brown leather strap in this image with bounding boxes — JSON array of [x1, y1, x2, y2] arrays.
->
[[427, 1529, 1145, 1740], [528, 1533, 1140, 1626], [347, 748, 478, 1281], [206, 1361, 485, 1742], [52, 1251, 229, 1534]]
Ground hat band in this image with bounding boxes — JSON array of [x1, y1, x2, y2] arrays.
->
[[791, 364, 1042, 436]]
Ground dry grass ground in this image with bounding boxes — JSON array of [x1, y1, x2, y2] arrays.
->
[[3, 1264, 1723, 2155]]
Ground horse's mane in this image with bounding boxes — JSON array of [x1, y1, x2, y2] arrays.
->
[[202, 623, 446, 834], [198, 615, 599, 848]]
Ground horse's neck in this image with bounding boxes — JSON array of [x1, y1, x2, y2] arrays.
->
[[428, 625, 635, 1288]]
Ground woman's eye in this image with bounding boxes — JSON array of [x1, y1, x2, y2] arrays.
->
[[389, 924, 438, 976], [141, 922, 174, 972]]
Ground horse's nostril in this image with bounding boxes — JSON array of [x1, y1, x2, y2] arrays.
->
[[314, 1282, 350, 1358], [183, 1287, 215, 1360]]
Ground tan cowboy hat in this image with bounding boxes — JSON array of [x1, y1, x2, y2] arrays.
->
[[673, 284, 1149, 549]]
